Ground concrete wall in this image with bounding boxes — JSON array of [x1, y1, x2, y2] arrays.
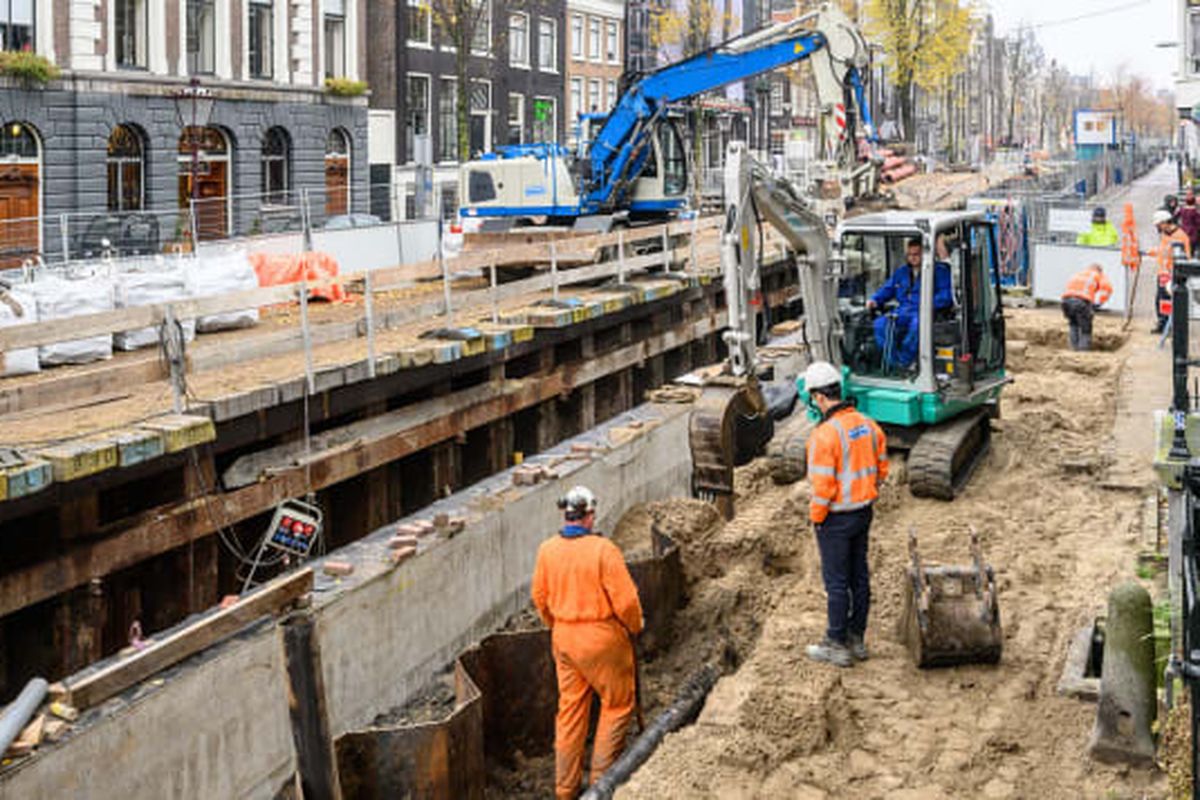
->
[[0, 404, 692, 799]]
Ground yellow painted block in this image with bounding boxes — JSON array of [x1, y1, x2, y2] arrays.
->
[[38, 441, 119, 481], [139, 415, 217, 454]]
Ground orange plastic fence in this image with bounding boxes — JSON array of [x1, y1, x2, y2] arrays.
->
[[1120, 203, 1141, 272]]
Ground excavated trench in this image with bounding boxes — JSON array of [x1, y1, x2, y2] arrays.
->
[[332, 458, 797, 799]]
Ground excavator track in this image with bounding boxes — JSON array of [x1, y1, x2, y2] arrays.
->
[[907, 408, 992, 501]]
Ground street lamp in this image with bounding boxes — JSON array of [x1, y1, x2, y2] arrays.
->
[[172, 78, 216, 238]]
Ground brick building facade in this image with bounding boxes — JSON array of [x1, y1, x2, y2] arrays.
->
[[367, 0, 566, 219], [0, 0, 369, 262]]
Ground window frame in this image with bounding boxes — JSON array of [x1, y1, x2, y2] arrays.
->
[[532, 95, 556, 144], [470, 0, 491, 57], [570, 14, 583, 60], [186, 0, 217, 75], [324, 10, 347, 80], [570, 78, 582, 124], [1191, 10, 1200, 75], [537, 17, 556, 73], [406, 72, 431, 162], [606, 79, 617, 111], [605, 19, 618, 64], [406, 0, 431, 47], [107, 125, 145, 212], [248, 0, 274, 79], [437, 76, 459, 163], [588, 16, 600, 62], [508, 12, 529, 68], [469, 78, 492, 156], [507, 92, 524, 145], [587, 78, 600, 114], [115, 0, 148, 70], [0, 0, 35, 54], [260, 127, 291, 204]]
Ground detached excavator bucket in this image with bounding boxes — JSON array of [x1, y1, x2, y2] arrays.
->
[[899, 527, 1002, 668]]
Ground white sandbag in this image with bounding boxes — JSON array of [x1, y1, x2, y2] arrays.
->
[[34, 275, 115, 366], [187, 249, 260, 332], [0, 287, 40, 376], [113, 267, 197, 351]]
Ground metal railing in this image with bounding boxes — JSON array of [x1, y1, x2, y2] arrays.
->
[[0, 180, 450, 270]]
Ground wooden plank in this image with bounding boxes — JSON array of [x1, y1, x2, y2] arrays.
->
[[60, 568, 314, 710]]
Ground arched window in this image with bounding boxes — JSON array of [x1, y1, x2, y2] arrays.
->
[[107, 125, 145, 212], [0, 122, 41, 267], [324, 128, 350, 217], [178, 125, 232, 240], [261, 127, 291, 204]]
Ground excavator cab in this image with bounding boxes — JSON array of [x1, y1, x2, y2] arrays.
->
[[628, 121, 691, 220], [829, 211, 1009, 497]]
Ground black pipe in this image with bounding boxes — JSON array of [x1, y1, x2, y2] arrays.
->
[[581, 663, 720, 800]]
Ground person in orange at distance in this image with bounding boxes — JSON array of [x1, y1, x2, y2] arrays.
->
[[802, 361, 889, 668], [1150, 209, 1192, 334], [1060, 264, 1113, 352], [531, 485, 644, 799]]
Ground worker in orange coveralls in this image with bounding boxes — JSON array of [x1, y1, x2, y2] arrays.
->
[[531, 485, 644, 799]]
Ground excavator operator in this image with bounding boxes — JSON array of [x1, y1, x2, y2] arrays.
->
[[866, 237, 954, 370], [531, 485, 644, 799]]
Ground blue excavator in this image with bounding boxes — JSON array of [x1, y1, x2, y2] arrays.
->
[[458, 3, 882, 228]]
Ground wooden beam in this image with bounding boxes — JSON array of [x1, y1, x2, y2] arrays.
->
[[0, 316, 718, 617], [60, 568, 313, 710], [281, 609, 342, 800]]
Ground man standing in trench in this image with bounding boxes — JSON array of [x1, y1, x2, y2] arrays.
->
[[802, 361, 889, 668], [532, 486, 644, 799]]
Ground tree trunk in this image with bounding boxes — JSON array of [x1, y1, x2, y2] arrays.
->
[[899, 80, 914, 144], [457, 46, 471, 163]]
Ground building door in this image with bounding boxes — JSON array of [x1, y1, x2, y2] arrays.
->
[[325, 129, 350, 217], [178, 126, 231, 241], [0, 123, 41, 268]]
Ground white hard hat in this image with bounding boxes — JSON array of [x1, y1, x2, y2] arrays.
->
[[558, 485, 597, 518], [1153, 209, 1173, 226], [803, 361, 842, 394]]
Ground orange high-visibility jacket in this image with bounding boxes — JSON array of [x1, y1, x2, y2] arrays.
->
[[1152, 228, 1192, 285], [1061, 269, 1113, 307], [806, 406, 889, 525], [531, 534, 644, 635]]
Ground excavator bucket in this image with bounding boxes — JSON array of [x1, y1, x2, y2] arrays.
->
[[899, 527, 1002, 668]]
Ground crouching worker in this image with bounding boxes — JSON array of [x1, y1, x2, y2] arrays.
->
[[802, 361, 888, 668], [532, 486, 644, 799], [1060, 263, 1113, 352]]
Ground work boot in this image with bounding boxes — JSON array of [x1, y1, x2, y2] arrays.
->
[[806, 638, 852, 668], [848, 634, 869, 662]]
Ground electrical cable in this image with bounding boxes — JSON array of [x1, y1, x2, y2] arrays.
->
[[1024, 0, 1150, 30]]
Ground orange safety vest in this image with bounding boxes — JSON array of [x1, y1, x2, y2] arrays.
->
[[1061, 269, 1113, 307], [806, 405, 889, 525], [1153, 228, 1192, 285], [531, 533, 644, 634]]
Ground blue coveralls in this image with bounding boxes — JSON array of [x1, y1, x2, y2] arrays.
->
[[870, 262, 954, 368]]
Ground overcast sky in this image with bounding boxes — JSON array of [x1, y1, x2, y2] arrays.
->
[[989, 0, 1178, 92]]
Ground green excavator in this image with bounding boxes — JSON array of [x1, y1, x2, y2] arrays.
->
[[689, 143, 1009, 513]]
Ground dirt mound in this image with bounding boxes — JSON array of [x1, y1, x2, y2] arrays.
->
[[1004, 309, 1129, 352]]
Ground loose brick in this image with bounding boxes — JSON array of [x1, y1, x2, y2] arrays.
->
[[219, 595, 240, 610], [388, 535, 420, 550], [389, 546, 417, 565], [322, 561, 355, 577]]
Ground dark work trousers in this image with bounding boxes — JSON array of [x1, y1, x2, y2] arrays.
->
[[815, 506, 873, 645], [1157, 284, 1171, 332], [1060, 296, 1094, 351]]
